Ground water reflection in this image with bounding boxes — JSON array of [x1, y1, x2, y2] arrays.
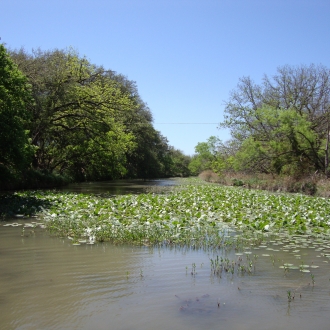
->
[[56, 178, 179, 195]]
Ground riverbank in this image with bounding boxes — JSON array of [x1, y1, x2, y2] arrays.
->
[[198, 170, 330, 197], [0, 167, 72, 191]]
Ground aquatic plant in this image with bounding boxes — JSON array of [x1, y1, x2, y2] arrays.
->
[[0, 192, 52, 218], [311, 273, 315, 285], [3, 181, 330, 247]]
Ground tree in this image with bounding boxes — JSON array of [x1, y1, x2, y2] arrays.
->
[[11, 48, 136, 180], [188, 136, 220, 175], [10, 47, 187, 182], [125, 123, 171, 179], [166, 147, 191, 177], [0, 44, 34, 175], [221, 64, 330, 176]]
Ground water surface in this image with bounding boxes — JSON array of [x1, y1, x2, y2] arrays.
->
[[56, 178, 179, 195], [2, 180, 330, 329], [1, 222, 330, 330]]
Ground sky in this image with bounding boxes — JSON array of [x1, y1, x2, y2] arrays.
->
[[2, 0, 330, 155]]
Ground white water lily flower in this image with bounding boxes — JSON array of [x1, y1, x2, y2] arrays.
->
[[85, 227, 92, 235]]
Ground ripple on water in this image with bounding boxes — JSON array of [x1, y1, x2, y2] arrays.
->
[[1, 226, 330, 329]]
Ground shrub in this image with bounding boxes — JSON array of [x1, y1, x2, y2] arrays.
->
[[232, 178, 244, 187]]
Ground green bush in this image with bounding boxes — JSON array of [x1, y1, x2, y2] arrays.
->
[[232, 178, 244, 186]]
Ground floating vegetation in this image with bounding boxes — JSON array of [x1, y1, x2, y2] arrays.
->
[[1, 183, 330, 249]]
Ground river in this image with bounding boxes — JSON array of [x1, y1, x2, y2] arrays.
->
[[1, 180, 330, 329]]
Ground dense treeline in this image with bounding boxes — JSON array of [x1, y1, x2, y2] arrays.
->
[[190, 64, 330, 180], [0, 44, 190, 189]]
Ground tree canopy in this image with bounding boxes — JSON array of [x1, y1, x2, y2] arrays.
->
[[188, 136, 220, 175], [218, 64, 330, 177], [10, 48, 138, 180], [0, 44, 34, 175], [1, 46, 190, 188]]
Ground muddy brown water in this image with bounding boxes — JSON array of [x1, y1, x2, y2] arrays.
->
[[1, 181, 330, 329], [2, 225, 330, 330]]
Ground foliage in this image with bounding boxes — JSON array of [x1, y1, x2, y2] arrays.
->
[[0, 166, 71, 190], [230, 106, 319, 176], [0, 192, 52, 217], [125, 125, 170, 179], [164, 147, 191, 177], [111, 75, 179, 179], [5, 181, 330, 245], [232, 178, 244, 186], [220, 64, 330, 176], [7, 48, 189, 182], [0, 44, 34, 174], [188, 136, 222, 175], [10, 48, 136, 180]]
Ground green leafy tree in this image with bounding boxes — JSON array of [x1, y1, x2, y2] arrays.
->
[[0, 44, 34, 176], [189, 136, 220, 175], [168, 147, 191, 177], [222, 64, 330, 175], [225, 106, 320, 176], [125, 124, 170, 179], [10, 47, 188, 182], [11, 48, 136, 180]]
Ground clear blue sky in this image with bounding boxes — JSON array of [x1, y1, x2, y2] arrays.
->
[[2, 0, 330, 155]]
